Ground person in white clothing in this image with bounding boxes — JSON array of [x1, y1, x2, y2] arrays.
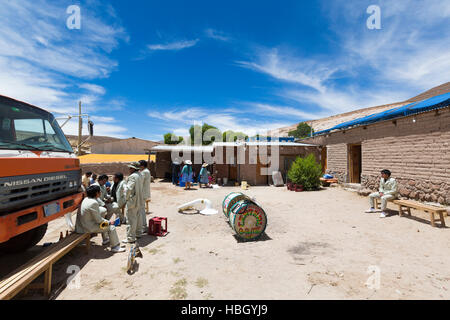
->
[[122, 162, 144, 244]]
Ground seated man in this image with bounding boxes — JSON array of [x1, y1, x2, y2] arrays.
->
[[366, 169, 398, 218], [92, 174, 114, 220], [75, 185, 125, 253]]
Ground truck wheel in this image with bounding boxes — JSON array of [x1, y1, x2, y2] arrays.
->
[[0, 224, 48, 254]]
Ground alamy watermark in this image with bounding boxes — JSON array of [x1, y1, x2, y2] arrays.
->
[[366, 5, 381, 30], [168, 125, 280, 176], [66, 265, 81, 289], [365, 265, 381, 290], [66, 5, 81, 30]]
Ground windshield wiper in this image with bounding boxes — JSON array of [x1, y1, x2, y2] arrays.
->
[[0, 141, 41, 150], [38, 144, 72, 153]]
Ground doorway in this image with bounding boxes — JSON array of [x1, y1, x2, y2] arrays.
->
[[321, 147, 327, 174], [348, 144, 362, 183]]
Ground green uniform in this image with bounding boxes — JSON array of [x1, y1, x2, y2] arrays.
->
[[125, 171, 144, 242], [139, 168, 151, 232], [75, 198, 120, 248]]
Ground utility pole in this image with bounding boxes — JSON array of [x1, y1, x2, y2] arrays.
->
[[77, 101, 82, 156]]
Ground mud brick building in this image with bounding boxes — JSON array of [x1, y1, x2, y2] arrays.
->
[[304, 92, 450, 205]]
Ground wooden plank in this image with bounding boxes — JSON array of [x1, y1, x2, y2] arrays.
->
[[0, 238, 70, 290], [439, 212, 446, 227], [392, 199, 446, 213], [44, 264, 52, 297], [0, 233, 85, 289], [429, 211, 436, 227], [0, 233, 90, 300], [398, 204, 403, 217]]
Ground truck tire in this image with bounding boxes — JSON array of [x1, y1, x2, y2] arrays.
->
[[0, 224, 48, 254]]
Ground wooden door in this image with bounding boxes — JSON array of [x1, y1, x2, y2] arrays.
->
[[348, 144, 361, 183], [229, 165, 237, 181]]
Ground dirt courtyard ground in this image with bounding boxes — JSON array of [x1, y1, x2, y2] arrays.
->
[[1, 181, 449, 300]]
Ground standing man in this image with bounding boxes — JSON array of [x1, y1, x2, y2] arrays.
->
[[365, 169, 398, 218], [123, 162, 144, 244], [75, 185, 125, 253], [110, 173, 127, 225], [139, 160, 151, 234]]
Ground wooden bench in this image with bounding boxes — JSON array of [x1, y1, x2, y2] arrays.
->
[[0, 232, 90, 300], [374, 198, 447, 227]]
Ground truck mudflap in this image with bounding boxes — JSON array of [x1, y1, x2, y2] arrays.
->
[[0, 192, 83, 243]]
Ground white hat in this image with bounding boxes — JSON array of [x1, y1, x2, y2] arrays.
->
[[184, 160, 192, 165]]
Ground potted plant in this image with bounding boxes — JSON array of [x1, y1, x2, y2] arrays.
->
[[287, 154, 322, 192]]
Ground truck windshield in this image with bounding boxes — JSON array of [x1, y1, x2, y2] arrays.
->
[[0, 98, 73, 153]]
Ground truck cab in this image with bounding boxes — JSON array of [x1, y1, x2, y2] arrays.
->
[[0, 95, 83, 253]]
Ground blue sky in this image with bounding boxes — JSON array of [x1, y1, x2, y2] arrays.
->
[[0, 0, 449, 140]]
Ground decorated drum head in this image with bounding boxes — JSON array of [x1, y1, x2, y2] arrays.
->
[[222, 192, 248, 218], [229, 200, 267, 240]]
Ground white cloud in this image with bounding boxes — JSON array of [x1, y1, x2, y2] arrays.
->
[[148, 106, 291, 139], [147, 39, 199, 51], [205, 29, 231, 42], [250, 103, 329, 120], [238, 0, 450, 118], [79, 83, 106, 95], [237, 49, 336, 93], [58, 118, 128, 139], [0, 0, 129, 137]]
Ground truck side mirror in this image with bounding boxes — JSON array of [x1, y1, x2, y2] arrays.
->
[[88, 121, 94, 137]]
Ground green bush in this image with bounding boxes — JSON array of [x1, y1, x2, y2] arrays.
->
[[287, 154, 322, 190]]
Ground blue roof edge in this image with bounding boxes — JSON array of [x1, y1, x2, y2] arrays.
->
[[313, 92, 450, 136]]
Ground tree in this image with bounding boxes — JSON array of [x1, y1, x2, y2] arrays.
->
[[223, 130, 248, 142], [164, 133, 183, 145], [288, 122, 314, 139], [287, 154, 322, 190], [189, 123, 222, 145]]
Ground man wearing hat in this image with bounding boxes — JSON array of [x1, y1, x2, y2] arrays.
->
[[75, 185, 125, 253], [181, 160, 193, 190], [123, 162, 144, 243]]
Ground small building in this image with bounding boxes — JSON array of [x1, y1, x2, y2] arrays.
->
[[91, 137, 160, 155], [304, 92, 450, 204], [152, 141, 321, 186]]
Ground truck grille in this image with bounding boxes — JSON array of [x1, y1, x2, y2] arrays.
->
[[0, 170, 81, 215]]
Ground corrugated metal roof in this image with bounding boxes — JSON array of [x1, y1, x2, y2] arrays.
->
[[315, 92, 450, 136], [152, 145, 214, 152], [152, 142, 316, 151], [245, 142, 317, 147]]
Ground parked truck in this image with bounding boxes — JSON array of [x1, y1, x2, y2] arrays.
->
[[0, 95, 87, 253]]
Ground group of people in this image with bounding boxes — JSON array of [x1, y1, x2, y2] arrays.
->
[[173, 160, 211, 190], [75, 160, 152, 253]]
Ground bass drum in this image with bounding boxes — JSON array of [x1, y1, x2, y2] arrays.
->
[[229, 199, 267, 241], [222, 192, 250, 218]]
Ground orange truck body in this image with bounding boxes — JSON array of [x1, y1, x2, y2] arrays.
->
[[0, 158, 83, 243], [0, 95, 84, 246]]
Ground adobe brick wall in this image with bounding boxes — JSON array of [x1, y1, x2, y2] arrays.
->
[[305, 107, 450, 204]]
